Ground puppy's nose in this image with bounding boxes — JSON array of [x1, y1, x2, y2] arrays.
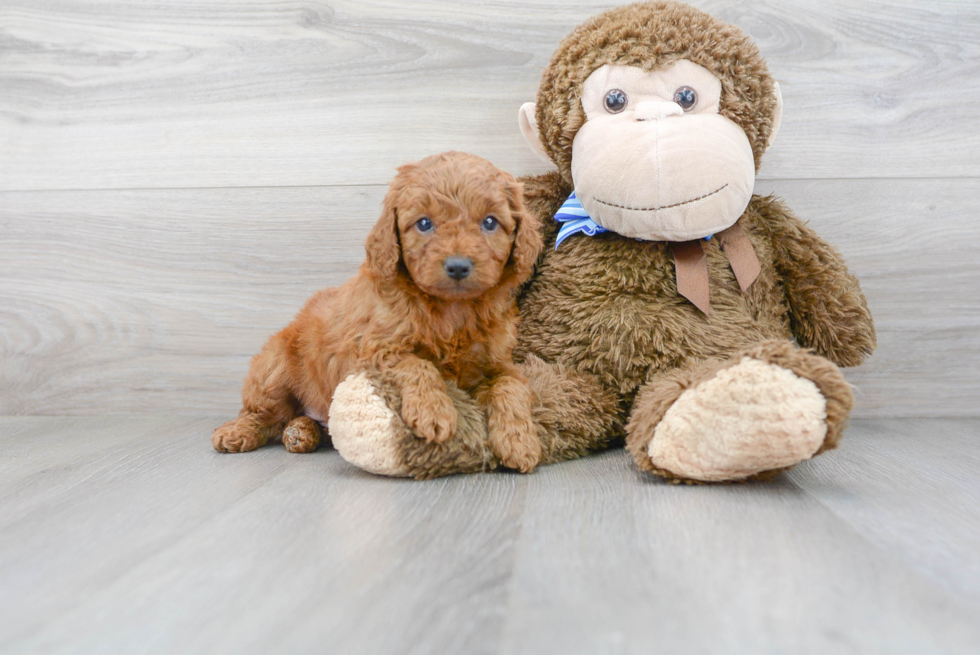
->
[[444, 256, 473, 281]]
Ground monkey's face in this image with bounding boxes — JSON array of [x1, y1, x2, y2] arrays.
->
[[525, 60, 760, 242], [571, 60, 756, 241]]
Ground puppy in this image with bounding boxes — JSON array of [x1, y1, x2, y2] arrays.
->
[[212, 151, 544, 472]]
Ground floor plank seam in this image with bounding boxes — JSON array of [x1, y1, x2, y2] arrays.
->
[[786, 468, 980, 610]]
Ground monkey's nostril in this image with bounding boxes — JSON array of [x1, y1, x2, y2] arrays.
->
[[444, 257, 473, 281]]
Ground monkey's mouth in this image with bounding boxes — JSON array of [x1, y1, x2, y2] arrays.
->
[[593, 183, 728, 212]]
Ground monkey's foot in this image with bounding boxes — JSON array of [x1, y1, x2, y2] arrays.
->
[[329, 371, 497, 480], [650, 357, 827, 481], [627, 341, 853, 482]]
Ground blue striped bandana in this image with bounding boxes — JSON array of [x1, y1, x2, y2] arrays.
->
[[554, 192, 608, 249]]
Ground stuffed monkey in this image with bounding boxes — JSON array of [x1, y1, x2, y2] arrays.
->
[[327, 1, 876, 482]]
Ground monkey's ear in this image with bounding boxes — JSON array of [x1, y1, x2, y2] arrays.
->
[[364, 189, 401, 280], [766, 81, 784, 151], [519, 102, 553, 165]]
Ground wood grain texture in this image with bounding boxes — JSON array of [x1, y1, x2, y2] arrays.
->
[[1, 416, 979, 654], [1, 0, 978, 191], [0, 416, 525, 654], [2, 178, 976, 418], [501, 426, 980, 655], [790, 418, 980, 605], [0, 185, 382, 415]]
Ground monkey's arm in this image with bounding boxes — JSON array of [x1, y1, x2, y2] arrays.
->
[[754, 195, 876, 368]]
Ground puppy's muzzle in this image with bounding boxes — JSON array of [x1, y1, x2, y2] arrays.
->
[[444, 257, 473, 281]]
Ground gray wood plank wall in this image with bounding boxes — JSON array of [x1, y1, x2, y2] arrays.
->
[[1, 0, 978, 417]]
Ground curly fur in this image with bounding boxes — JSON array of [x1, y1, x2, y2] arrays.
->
[[213, 152, 544, 472]]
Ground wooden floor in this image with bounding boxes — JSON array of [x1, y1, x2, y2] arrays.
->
[[1, 417, 978, 654], [3, 3, 979, 653]]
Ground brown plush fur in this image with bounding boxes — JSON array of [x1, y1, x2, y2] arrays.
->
[[333, 2, 876, 482], [535, 1, 780, 182], [213, 152, 544, 472], [510, 172, 873, 480], [514, 182, 874, 400]]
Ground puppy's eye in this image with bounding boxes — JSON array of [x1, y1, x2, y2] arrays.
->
[[415, 217, 434, 233], [482, 216, 499, 232], [604, 89, 628, 114], [673, 86, 698, 111]]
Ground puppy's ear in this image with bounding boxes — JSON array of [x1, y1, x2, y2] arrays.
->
[[364, 196, 399, 280], [502, 175, 543, 288], [365, 166, 412, 280]]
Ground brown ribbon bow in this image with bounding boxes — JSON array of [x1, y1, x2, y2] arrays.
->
[[669, 223, 761, 316]]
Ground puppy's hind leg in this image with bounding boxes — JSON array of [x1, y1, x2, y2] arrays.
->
[[282, 416, 322, 453], [213, 334, 298, 453]]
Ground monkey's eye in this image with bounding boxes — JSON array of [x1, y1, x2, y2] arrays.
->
[[673, 86, 698, 111], [603, 89, 628, 114], [415, 217, 434, 233], [482, 216, 499, 232]]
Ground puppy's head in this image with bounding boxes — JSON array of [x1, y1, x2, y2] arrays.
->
[[365, 151, 542, 301]]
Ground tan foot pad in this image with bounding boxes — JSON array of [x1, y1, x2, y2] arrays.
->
[[328, 373, 411, 477], [649, 357, 828, 481]]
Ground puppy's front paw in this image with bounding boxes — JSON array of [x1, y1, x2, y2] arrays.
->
[[212, 418, 265, 453], [491, 420, 542, 473], [401, 390, 458, 443]]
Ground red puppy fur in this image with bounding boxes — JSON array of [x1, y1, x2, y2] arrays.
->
[[212, 152, 544, 472]]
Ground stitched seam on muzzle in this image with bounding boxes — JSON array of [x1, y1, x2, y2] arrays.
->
[[593, 183, 729, 212]]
